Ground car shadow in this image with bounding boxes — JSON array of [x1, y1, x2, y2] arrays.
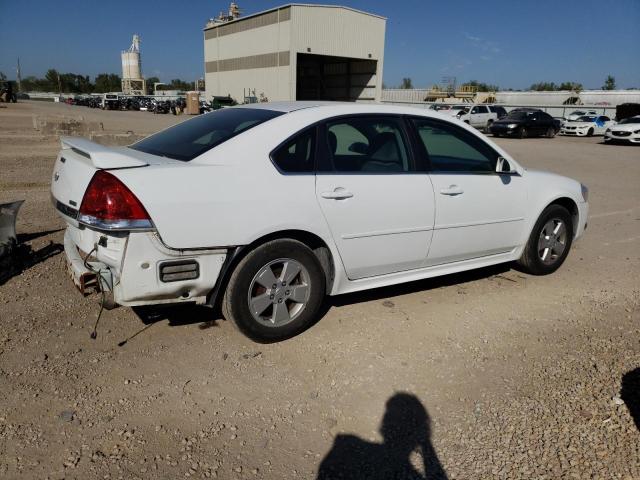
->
[[621, 368, 640, 431], [327, 263, 511, 310], [317, 392, 448, 480], [131, 263, 515, 334], [0, 240, 63, 286], [133, 303, 222, 330], [17, 228, 64, 243]]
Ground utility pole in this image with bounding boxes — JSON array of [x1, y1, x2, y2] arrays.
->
[[16, 58, 22, 92]]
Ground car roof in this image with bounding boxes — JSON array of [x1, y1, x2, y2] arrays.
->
[[232, 101, 452, 117], [234, 101, 349, 113]]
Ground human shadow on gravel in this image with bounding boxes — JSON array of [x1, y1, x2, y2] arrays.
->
[[621, 368, 640, 431], [317, 393, 448, 480]]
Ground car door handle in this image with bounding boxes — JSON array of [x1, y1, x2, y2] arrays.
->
[[321, 188, 354, 200], [440, 185, 464, 196]]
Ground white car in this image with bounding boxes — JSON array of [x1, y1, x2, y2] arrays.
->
[[566, 110, 597, 122], [456, 105, 507, 132], [604, 116, 640, 144], [442, 105, 470, 117], [51, 103, 589, 341], [560, 115, 615, 136]]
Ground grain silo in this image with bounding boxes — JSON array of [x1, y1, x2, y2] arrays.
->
[[121, 35, 146, 95]]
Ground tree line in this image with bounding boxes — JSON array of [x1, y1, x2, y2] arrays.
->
[[383, 75, 620, 92], [0, 69, 196, 94]]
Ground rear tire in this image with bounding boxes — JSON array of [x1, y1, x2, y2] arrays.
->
[[518, 204, 573, 275], [222, 239, 326, 342]]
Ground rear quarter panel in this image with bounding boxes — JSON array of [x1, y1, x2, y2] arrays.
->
[[110, 112, 334, 250]]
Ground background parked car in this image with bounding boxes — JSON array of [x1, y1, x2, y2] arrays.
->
[[560, 115, 614, 137], [101, 94, 119, 110], [443, 105, 470, 117], [490, 110, 559, 138], [566, 110, 598, 121], [604, 115, 640, 144], [0, 81, 17, 103], [457, 104, 506, 132], [616, 102, 640, 121]]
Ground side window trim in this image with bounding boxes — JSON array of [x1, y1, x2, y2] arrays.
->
[[408, 115, 501, 175], [268, 125, 318, 175], [317, 114, 418, 175]]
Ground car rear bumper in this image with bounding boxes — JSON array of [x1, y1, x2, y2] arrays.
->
[[63, 225, 227, 307]]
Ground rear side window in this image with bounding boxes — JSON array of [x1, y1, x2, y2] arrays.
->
[[323, 117, 411, 173], [412, 118, 498, 173], [271, 128, 316, 173], [130, 108, 283, 161]]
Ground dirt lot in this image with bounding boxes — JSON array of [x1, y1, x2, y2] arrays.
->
[[1, 101, 639, 479]]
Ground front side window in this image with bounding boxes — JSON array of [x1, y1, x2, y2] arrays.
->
[[323, 117, 411, 173], [131, 108, 283, 161], [412, 118, 498, 173], [271, 128, 315, 173]]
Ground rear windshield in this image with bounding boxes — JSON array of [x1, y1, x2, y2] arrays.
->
[[130, 108, 284, 161]]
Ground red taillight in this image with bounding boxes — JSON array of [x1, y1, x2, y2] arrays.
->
[[78, 171, 152, 230]]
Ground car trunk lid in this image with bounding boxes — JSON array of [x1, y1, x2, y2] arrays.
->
[[51, 137, 151, 222]]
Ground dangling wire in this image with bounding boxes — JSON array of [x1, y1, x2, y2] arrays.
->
[[83, 247, 107, 339]]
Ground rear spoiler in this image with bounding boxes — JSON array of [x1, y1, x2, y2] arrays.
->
[[60, 137, 148, 169]]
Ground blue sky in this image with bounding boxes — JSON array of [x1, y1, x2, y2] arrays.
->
[[1, 0, 638, 89]]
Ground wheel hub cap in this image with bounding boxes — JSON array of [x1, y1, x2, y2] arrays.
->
[[248, 258, 310, 327], [537, 219, 567, 265]]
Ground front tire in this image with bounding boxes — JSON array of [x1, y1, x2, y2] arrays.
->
[[222, 239, 326, 342], [546, 127, 556, 138], [518, 205, 573, 275], [518, 126, 528, 139], [485, 120, 493, 134], [587, 128, 594, 137]]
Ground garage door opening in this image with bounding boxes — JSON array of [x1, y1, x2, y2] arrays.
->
[[296, 53, 377, 102]]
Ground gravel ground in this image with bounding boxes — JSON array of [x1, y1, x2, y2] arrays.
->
[[1, 101, 639, 479]]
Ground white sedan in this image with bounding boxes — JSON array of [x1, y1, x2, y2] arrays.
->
[[51, 103, 589, 341], [560, 115, 615, 136], [604, 116, 640, 144], [566, 110, 597, 122]]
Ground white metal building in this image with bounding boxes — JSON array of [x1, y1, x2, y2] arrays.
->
[[203, 4, 386, 103]]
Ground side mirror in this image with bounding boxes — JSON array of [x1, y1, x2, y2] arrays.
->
[[496, 156, 517, 174]]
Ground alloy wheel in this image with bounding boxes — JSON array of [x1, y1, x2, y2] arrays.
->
[[537, 219, 567, 265], [247, 258, 311, 327]]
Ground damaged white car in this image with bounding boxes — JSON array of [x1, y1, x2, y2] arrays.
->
[[51, 103, 589, 341]]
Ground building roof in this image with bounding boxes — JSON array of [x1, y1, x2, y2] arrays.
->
[[204, 3, 386, 31]]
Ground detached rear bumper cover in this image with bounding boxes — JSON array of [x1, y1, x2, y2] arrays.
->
[[63, 225, 227, 306]]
